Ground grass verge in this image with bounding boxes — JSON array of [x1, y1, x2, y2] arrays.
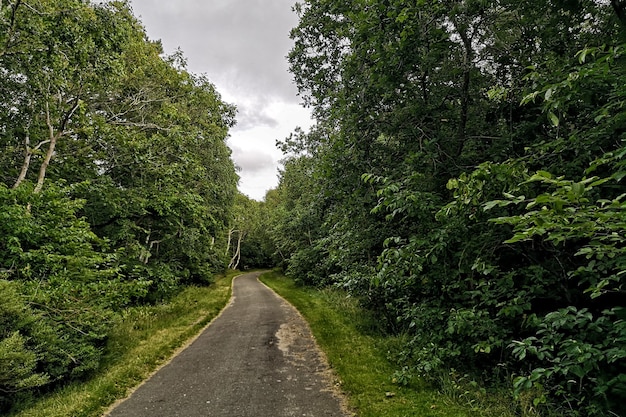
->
[[260, 270, 518, 417], [9, 270, 240, 417]]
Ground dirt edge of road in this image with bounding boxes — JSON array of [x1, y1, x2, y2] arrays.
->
[[259, 278, 356, 417]]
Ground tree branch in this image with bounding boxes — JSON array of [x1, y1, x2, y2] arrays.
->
[[108, 120, 174, 132], [12, 129, 35, 189], [0, 0, 23, 58]]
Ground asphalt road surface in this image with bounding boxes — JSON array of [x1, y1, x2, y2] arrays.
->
[[105, 271, 351, 417]]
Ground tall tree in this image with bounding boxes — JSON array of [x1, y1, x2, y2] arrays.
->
[[278, 0, 626, 414], [0, 2, 239, 409]]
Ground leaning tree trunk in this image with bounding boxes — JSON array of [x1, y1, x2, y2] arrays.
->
[[228, 231, 244, 270], [31, 96, 80, 193], [12, 124, 42, 189], [226, 227, 235, 257]]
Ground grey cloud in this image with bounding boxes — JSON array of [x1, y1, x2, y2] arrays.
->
[[233, 103, 279, 131], [130, 0, 300, 103], [230, 146, 275, 174], [129, 0, 308, 200]]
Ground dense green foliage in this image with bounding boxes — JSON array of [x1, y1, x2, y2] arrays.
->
[[261, 271, 519, 417], [226, 193, 274, 270], [8, 272, 236, 417], [0, 0, 237, 411], [267, 1, 626, 415]]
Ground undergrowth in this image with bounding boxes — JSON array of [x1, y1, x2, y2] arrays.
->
[[261, 270, 523, 417], [7, 270, 239, 417]]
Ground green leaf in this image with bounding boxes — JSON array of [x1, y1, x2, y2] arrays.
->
[[548, 111, 560, 127], [571, 182, 585, 197], [446, 178, 459, 190], [483, 200, 502, 211], [613, 171, 626, 182], [545, 88, 553, 101]]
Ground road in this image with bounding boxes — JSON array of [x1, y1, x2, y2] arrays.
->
[[105, 271, 351, 417]]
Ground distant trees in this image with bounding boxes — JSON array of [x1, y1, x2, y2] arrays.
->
[[228, 193, 275, 270], [0, 0, 237, 410], [270, 0, 626, 415]]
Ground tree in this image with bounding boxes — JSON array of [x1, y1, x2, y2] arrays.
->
[[279, 0, 626, 414], [0, 1, 238, 410], [0, 0, 135, 191]]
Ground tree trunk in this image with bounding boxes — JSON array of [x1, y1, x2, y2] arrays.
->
[[13, 132, 51, 189], [34, 102, 58, 193], [33, 97, 80, 193], [612, 0, 626, 27], [13, 130, 32, 189], [226, 228, 234, 256], [233, 232, 243, 269], [228, 231, 244, 270], [455, 23, 472, 158]]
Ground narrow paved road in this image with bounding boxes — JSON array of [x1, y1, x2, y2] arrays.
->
[[105, 271, 350, 417]]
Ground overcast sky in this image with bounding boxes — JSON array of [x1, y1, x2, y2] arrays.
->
[[129, 0, 313, 200]]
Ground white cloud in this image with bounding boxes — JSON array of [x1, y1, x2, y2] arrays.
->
[[130, 0, 300, 103], [228, 100, 313, 200], [230, 146, 274, 173], [130, 0, 312, 201]]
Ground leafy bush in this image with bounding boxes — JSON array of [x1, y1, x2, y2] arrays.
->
[[0, 280, 49, 409], [485, 145, 626, 415], [0, 183, 141, 411], [510, 307, 626, 415]]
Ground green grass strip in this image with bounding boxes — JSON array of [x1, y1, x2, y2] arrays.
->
[[9, 271, 239, 417], [260, 270, 518, 417]]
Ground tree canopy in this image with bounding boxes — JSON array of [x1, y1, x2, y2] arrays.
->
[[267, 0, 626, 415], [0, 0, 238, 409]]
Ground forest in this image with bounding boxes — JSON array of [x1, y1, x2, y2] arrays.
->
[[255, 0, 626, 416], [1, 0, 625, 416], [0, 0, 238, 411]]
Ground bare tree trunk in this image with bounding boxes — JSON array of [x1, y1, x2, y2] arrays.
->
[[226, 228, 234, 256], [139, 229, 152, 264], [454, 23, 473, 158], [233, 232, 243, 269], [34, 102, 58, 193], [33, 97, 80, 193], [13, 131, 31, 189], [13, 126, 51, 189], [228, 231, 244, 270]]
